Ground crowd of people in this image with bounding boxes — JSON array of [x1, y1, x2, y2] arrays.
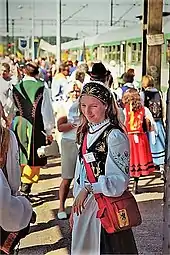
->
[[0, 52, 165, 254]]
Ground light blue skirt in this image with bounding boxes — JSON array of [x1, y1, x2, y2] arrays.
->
[[148, 120, 165, 166]]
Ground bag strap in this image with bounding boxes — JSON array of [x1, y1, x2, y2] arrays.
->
[[82, 133, 105, 202], [82, 133, 96, 184], [0, 128, 10, 180]]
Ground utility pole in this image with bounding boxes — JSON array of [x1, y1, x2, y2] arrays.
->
[[110, 0, 113, 26], [31, 0, 35, 61], [56, 0, 61, 66], [12, 19, 15, 54], [6, 0, 9, 52], [110, 0, 116, 26], [163, 35, 170, 255], [142, 0, 148, 76], [146, 0, 163, 90]]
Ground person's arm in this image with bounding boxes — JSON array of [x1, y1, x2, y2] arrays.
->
[[57, 116, 76, 133], [115, 87, 123, 100], [144, 106, 156, 132], [41, 88, 55, 140], [51, 77, 61, 101], [6, 130, 20, 195], [144, 107, 157, 145], [0, 170, 32, 232], [86, 129, 130, 197]]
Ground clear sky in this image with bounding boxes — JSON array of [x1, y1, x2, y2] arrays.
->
[[0, 0, 169, 38]]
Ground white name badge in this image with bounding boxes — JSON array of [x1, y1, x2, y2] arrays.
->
[[83, 152, 96, 163]]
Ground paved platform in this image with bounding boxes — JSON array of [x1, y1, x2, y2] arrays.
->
[[19, 158, 163, 255]]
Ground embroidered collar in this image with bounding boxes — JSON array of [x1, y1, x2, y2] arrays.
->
[[88, 119, 110, 133]]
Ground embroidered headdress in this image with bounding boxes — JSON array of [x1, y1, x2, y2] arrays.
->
[[81, 81, 113, 105], [80, 81, 119, 125]]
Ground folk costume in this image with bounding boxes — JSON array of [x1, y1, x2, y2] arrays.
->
[[124, 104, 155, 178], [71, 82, 138, 255], [12, 76, 54, 195], [0, 126, 32, 231], [142, 87, 165, 167], [0, 128, 33, 255]]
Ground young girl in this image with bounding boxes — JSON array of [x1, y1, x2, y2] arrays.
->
[[141, 75, 165, 177], [122, 88, 155, 193], [71, 81, 138, 255]]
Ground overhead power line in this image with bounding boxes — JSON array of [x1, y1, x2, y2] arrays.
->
[[113, 0, 139, 26], [62, 4, 88, 24]]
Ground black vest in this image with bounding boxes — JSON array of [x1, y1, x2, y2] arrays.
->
[[144, 90, 162, 121], [79, 125, 118, 181]]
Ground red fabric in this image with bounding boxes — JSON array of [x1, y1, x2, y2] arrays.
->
[[125, 105, 155, 177], [125, 105, 145, 134], [128, 133, 155, 177], [82, 134, 96, 184]]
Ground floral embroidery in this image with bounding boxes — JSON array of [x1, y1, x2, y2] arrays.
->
[[15, 150, 19, 165], [13, 94, 23, 116], [112, 151, 130, 174], [32, 93, 43, 118], [88, 126, 113, 179]]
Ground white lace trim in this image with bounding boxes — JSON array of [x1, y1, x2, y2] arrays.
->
[[88, 118, 110, 133]]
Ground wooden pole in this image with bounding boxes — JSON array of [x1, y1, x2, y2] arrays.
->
[[147, 0, 163, 90], [6, 0, 9, 52], [110, 0, 113, 26], [163, 42, 170, 255], [142, 0, 148, 76]]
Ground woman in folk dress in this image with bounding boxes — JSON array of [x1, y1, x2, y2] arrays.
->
[[122, 88, 155, 193], [71, 81, 138, 255]]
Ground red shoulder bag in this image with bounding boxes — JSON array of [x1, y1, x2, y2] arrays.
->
[[82, 133, 142, 234]]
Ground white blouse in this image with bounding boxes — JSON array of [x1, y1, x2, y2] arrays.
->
[[0, 130, 32, 232], [73, 119, 130, 198]]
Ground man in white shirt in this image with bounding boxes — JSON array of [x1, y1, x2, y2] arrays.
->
[[51, 63, 70, 103], [0, 63, 13, 108]]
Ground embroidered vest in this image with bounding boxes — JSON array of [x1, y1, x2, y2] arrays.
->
[[80, 125, 116, 181], [144, 90, 162, 121], [13, 80, 44, 126]]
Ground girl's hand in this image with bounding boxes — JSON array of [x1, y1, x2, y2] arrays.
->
[[73, 188, 88, 216], [69, 210, 74, 230]]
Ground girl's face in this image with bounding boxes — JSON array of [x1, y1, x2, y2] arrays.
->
[[80, 95, 107, 124]]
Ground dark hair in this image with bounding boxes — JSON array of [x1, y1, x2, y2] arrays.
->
[[59, 63, 69, 73], [123, 72, 134, 83], [25, 62, 39, 77], [75, 70, 85, 83], [2, 63, 10, 72], [106, 71, 113, 88]]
